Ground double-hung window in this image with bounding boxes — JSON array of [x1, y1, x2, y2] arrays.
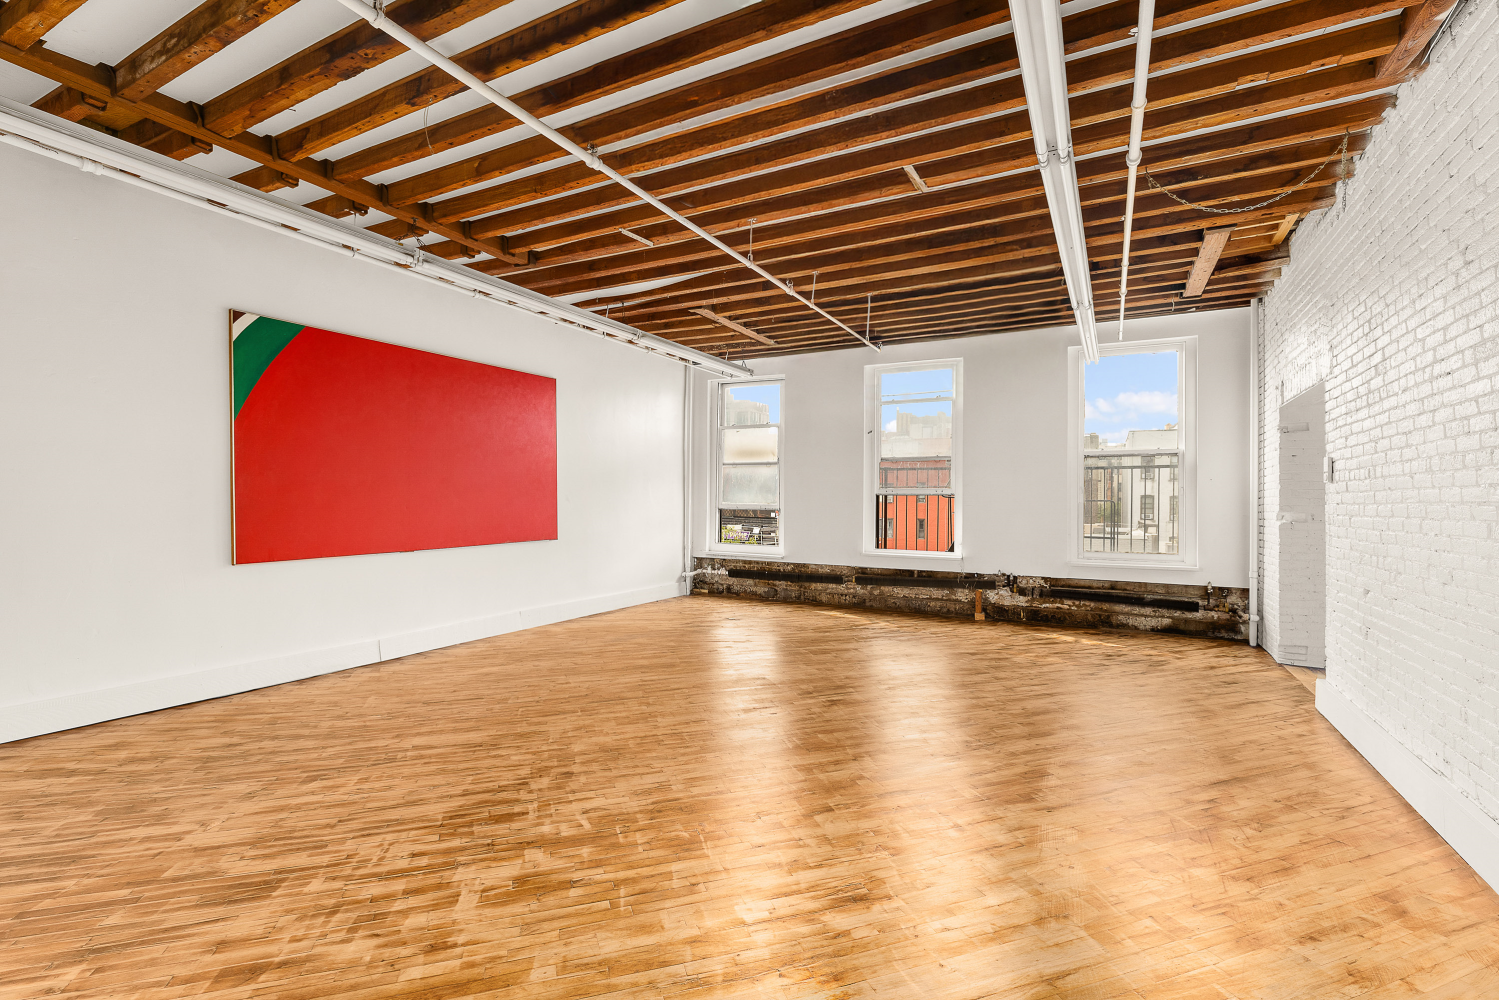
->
[[712, 379, 783, 551], [866, 360, 961, 555], [1070, 337, 1196, 566]]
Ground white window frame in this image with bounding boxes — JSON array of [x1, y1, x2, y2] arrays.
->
[[1067, 336, 1198, 569], [863, 358, 964, 560], [707, 375, 786, 558]]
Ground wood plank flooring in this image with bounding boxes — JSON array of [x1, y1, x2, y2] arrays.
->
[[2, 595, 1496, 999]]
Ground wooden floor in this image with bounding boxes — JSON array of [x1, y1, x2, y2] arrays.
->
[[3, 597, 1497, 999]]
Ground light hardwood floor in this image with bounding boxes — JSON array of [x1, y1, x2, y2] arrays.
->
[[2, 596, 1496, 999]]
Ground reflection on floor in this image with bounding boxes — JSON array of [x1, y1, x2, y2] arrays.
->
[[1283, 663, 1326, 695], [2, 595, 1495, 999]]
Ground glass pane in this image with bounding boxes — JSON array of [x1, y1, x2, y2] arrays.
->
[[721, 465, 778, 505], [722, 426, 778, 464], [874, 493, 954, 552], [1083, 351, 1179, 449], [722, 382, 780, 425], [1082, 452, 1180, 555], [880, 367, 952, 459], [719, 508, 779, 546]]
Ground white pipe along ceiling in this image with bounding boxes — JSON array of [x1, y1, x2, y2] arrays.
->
[[0, 98, 753, 379], [331, 0, 882, 353], [1008, 0, 1100, 363], [1116, 0, 1157, 339]]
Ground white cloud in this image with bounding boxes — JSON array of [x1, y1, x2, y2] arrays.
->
[[885, 419, 896, 431], [1115, 390, 1177, 414], [1087, 391, 1178, 428]]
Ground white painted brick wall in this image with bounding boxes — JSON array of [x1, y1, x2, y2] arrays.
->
[[1259, 0, 1499, 823]]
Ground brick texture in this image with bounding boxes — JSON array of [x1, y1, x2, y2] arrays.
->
[[1259, 0, 1499, 823]]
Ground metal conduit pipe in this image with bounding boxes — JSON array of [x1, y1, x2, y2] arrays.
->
[[1009, 0, 1099, 363], [331, 0, 880, 351], [1116, 0, 1156, 339]]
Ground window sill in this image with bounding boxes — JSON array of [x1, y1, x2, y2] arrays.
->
[[861, 548, 964, 560], [1068, 557, 1199, 571], [705, 547, 785, 560]]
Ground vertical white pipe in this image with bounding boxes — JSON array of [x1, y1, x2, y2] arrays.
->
[[1248, 297, 1262, 646], [682, 365, 695, 594], [1117, 0, 1156, 339]]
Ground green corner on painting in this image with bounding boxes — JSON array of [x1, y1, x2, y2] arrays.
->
[[232, 316, 305, 418]]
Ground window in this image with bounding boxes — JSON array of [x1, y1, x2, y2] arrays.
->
[[1070, 338, 1195, 565], [713, 379, 782, 550], [866, 361, 961, 554]]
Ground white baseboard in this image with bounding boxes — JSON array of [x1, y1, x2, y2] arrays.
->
[[0, 582, 681, 745], [1317, 681, 1499, 892]]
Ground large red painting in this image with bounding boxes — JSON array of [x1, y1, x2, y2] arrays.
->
[[231, 311, 557, 563]]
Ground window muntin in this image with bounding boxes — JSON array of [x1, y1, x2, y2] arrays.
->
[[871, 363, 958, 553], [1078, 345, 1187, 559], [715, 381, 781, 548]]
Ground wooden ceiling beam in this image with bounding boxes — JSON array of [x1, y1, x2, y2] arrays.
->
[[232, 163, 301, 192], [202, 0, 517, 137], [509, 137, 1361, 290], [452, 6, 1399, 233], [468, 95, 1388, 257], [519, 160, 1340, 298], [362, 0, 1012, 200], [0, 33, 526, 262], [598, 189, 1334, 320], [918, 60, 1388, 191], [465, 54, 1393, 245], [689, 309, 779, 346], [274, 0, 878, 164], [1272, 212, 1302, 244], [0, 0, 87, 50], [1182, 227, 1238, 297], [443, 11, 1396, 227], [117, 118, 215, 160], [645, 274, 1070, 336], [333, 0, 1238, 195], [31, 84, 101, 122], [1377, 0, 1459, 80], [114, 0, 301, 101]]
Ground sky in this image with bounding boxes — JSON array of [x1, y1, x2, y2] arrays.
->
[[1084, 350, 1179, 444], [882, 367, 953, 430], [725, 382, 781, 423]]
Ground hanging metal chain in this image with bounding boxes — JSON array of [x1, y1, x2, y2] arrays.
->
[[1141, 130, 1349, 215]]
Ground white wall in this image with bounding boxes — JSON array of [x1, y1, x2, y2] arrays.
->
[[1258, 0, 1499, 888], [694, 309, 1251, 587], [0, 142, 689, 743]]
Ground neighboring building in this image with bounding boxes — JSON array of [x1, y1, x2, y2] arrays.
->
[[878, 408, 954, 551], [724, 398, 770, 425], [1083, 424, 1180, 554]]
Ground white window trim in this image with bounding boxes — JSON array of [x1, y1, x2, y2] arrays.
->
[[1067, 336, 1199, 570], [707, 375, 786, 558], [862, 358, 964, 560]]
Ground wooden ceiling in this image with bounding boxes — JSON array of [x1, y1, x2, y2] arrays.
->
[[0, 0, 1454, 359]]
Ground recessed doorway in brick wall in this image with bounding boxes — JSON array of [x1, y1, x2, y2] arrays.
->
[[1276, 382, 1327, 667]]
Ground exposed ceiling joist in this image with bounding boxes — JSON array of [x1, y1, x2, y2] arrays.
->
[[1182, 226, 1237, 297], [689, 308, 780, 346], [114, 0, 300, 102], [0, 0, 87, 49], [0, 0, 1434, 358]]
